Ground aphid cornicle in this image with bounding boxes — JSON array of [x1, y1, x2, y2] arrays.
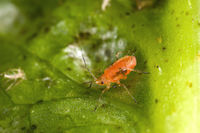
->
[[82, 54, 143, 103]]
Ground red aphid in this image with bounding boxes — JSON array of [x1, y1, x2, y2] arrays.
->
[[96, 56, 136, 87], [95, 56, 137, 103], [82, 55, 139, 103]]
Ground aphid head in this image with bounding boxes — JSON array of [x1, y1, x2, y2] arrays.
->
[[95, 77, 108, 86]]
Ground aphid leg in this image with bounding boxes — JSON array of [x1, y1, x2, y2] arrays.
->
[[6, 77, 24, 91], [99, 84, 110, 102], [117, 81, 137, 104], [6, 79, 18, 91], [94, 84, 110, 111], [14, 78, 23, 87]]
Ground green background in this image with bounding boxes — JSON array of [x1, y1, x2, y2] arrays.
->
[[0, 0, 199, 133]]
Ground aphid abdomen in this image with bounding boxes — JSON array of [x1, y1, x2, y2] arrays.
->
[[102, 56, 136, 83]]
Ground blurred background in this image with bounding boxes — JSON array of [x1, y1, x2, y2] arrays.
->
[[0, 0, 199, 133]]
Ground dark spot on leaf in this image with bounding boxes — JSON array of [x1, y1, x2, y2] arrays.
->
[[23, 55, 27, 60], [66, 67, 72, 71], [132, 24, 135, 28], [43, 27, 50, 33], [21, 127, 26, 130], [36, 100, 43, 104], [185, 11, 189, 16], [75, 32, 91, 42], [176, 24, 180, 27], [144, 60, 147, 64], [91, 39, 102, 49], [21, 55, 27, 60], [125, 12, 130, 16], [189, 83, 192, 88], [31, 124, 37, 130], [176, 17, 178, 20], [117, 126, 122, 129], [165, 59, 168, 62], [78, 32, 91, 39], [162, 47, 166, 51], [187, 82, 192, 88], [155, 99, 158, 103], [142, 24, 145, 27]]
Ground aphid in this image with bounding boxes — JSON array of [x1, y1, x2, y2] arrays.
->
[[82, 54, 147, 103], [101, 0, 111, 11], [1, 68, 26, 91]]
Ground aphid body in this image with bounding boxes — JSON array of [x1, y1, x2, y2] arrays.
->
[[95, 55, 138, 103], [96, 56, 136, 87], [82, 54, 139, 103], [2, 68, 26, 91]]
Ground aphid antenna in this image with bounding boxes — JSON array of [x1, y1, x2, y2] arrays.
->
[[81, 50, 97, 81]]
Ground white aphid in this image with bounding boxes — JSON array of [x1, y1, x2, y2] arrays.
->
[[3, 68, 26, 91], [101, 0, 110, 11]]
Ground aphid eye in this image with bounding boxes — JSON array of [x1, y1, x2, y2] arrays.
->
[[101, 81, 104, 84]]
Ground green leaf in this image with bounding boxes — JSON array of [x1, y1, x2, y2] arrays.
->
[[0, 0, 199, 133]]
